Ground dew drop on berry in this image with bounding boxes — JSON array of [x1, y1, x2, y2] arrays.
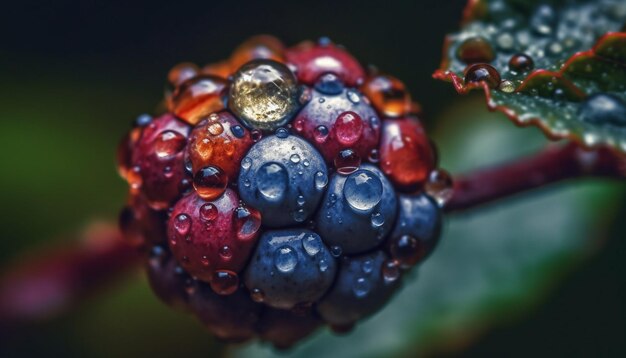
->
[[424, 169, 454, 206], [135, 113, 153, 127], [276, 127, 289, 138], [302, 234, 322, 256], [352, 277, 370, 298], [361, 259, 373, 274], [330, 245, 342, 257], [456, 36, 495, 64], [228, 59, 300, 131], [251, 130, 263, 142], [343, 170, 383, 212], [231, 125, 245, 138], [314, 171, 329, 190], [174, 213, 192, 236], [256, 162, 288, 201], [251, 288, 265, 302], [219, 245, 233, 261], [334, 149, 361, 175], [193, 166, 228, 200], [274, 246, 298, 273], [206, 121, 224, 136], [382, 260, 400, 284], [241, 157, 252, 170], [346, 90, 360, 104], [199, 203, 218, 221], [318, 259, 329, 272], [154, 130, 186, 158], [390, 235, 423, 268], [361, 75, 412, 117], [292, 208, 307, 222], [290, 154, 301, 163], [210, 270, 239, 295], [171, 75, 227, 125], [334, 111, 363, 146], [370, 212, 384, 227], [315, 73, 344, 95], [464, 63, 501, 88], [200, 255, 210, 266], [314, 125, 330, 143], [234, 205, 262, 241], [499, 80, 516, 93], [368, 149, 380, 163]]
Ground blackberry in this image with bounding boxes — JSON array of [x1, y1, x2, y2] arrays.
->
[[117, 35, 447, 349]]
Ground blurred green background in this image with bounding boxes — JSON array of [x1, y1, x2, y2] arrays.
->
[[1, 0, 626, 356]]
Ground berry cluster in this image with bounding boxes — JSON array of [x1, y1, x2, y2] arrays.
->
[[118, 35, 448, 348]]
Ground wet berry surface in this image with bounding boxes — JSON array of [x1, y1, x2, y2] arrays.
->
[[118, 35, 445, 349]]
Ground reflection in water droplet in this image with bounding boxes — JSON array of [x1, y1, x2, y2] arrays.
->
[[193, 166, 228, 200], [315, 171, 329, 190], [241, 157, 252, 170], [274, 246, 298, 273], [319, 259, 329, 272], [425, 169, 454, 206], [251, 288, 265, 302], [256, 162, 288, 201], [335, 111, 363, 146], [353, 277, 371, 298], [219, 245, 232, 260], [314, 125, 329, 143], [371, 212, 385, 227], [174, 213, 191, 236], [335, 149, 361, 175], [362, 259, 373, 274], [330, 245, 342, 257], [343, 170, 383, 212], [382, 260, 400, 284], [154, 130, 186, 158], [234, 205, 262, 240], [210, 270, 239, 295], [292, 208, 307, 222], [199, 203, 218, 221], [302, 235, 322, 256], [290, 154, 301, 163]]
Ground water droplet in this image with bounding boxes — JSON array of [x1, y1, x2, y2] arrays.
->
[[368, 149, 380, 163], [303, 159, 310, 167], [299, 87, 312, 105], [334, 149, 361, 175], [200, 255, 210, 266], [353, 277, 371, 298], [464, 63, 501, 88], [292, 208, 307, 222], [382, 260, 400, 284], [499, 80, 516, 93], [371, 212, 385, 227], [318, 259, 329, 272], [330, 245, 342, 257], [302, 235, 322, 256], [135, 113, 152, 127], [276, 127, 289, 138], [290, 153, 301, 163], [174, 213, 191, 236], [231, 124, 245, 138], [274, 246, 298, 273], [390, 235, 424, 268], [335, 111, 363, 146], [210, 270, 239, 295], [297, 195, 306, 206], [343, 170, 383, 212], [509, 53, 534, 73], [251, 288, 265, 302], [315, 73, 344, 95], [241, 157, 252, 170], [425, 169, 454, 206], [234, 205, 262, 240], [314, 125, 330, 143], [315, 171, 328, 190], [154, 130, 186, 158], [219, 245, 232, 260], [293, 117, 305, 132], [193, 166, 228, 200], [362, 259, 373, 274], [251, 130, 262, 142], [199, 203, 218, 221], [206, 121, 224, 136], [456, 36, 495, 64], [346, 90, 360, 104], [256, 162, 288, 201], [229, 59, 300, 131]]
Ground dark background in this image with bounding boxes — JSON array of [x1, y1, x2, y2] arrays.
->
[[1, 0, 625, 356]]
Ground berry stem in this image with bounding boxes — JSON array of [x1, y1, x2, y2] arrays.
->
[[0, 223, 142, 330], [444, 143, 626, 212]]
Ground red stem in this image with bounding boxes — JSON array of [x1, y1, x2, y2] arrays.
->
[[0, 223, 142, 329], [445, 143, 626, 212]]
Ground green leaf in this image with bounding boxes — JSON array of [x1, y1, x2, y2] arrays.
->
[[433, 0, 626, 152], [233, 99, 625, 358]]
